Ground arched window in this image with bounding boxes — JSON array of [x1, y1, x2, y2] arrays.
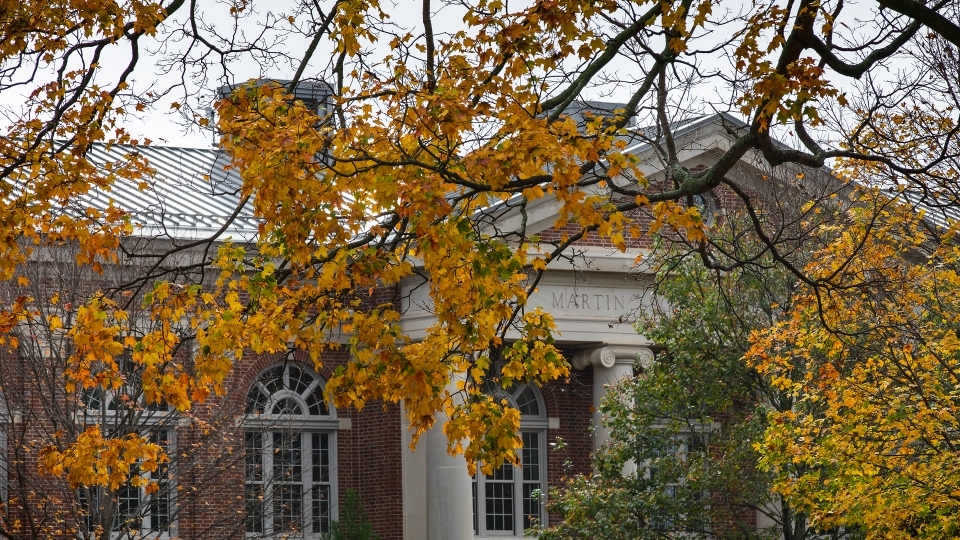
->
[[244, 362, 338, 537], [472, 383, 548, 537], [687, 192, 717, 225]]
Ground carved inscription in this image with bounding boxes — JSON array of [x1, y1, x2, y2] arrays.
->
[[548, 291, 627, 311]]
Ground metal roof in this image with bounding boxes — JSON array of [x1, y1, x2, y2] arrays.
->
[[79, 113, 956, 245], [82, 143, 259, 240], [901, 189, 960, 231], [82, 111, 732, 243]]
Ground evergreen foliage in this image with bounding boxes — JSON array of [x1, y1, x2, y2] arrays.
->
[[322, 489, 381, 540], [541, 229, 858, 540]]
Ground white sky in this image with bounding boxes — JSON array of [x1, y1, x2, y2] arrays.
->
[[0, 0, 908, 152]]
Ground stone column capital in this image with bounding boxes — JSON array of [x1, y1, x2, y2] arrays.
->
[[571, 345, 655, 370]]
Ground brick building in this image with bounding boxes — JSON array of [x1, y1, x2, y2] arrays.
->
[[0, 111, 810, 539]]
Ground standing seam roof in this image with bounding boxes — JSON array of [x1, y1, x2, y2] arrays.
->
[[81, 143, 259, 240]]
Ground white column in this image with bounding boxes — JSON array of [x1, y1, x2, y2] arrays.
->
[[424, 388, 474, 540], [400, 403, 427, 540], [573, 345, 654, 473], [402, 393, 475, 540]]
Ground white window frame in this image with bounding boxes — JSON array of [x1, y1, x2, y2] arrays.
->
[[0, 398, 8, 513], [472, 384, 548, 539], [77, 427, 176, 539], [647, 425, 716, 534], [0, 424, 6, 510], [243, 362, 339, 539], [687, 192, 718, 225], [76, 385, 180, 539], [16, 311, 181, 539]]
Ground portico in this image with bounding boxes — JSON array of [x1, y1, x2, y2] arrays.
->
[[399, 251, 656, 539]]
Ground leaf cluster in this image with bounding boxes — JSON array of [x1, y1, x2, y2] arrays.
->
[[541, 225, 846, 540]]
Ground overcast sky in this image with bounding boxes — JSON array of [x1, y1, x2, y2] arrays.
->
[[0, 0, 899, 152]]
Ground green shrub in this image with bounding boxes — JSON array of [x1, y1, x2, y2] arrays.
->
[[322, 489, 380, 540]]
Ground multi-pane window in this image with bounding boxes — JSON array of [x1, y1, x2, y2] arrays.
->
[[244, 363, 338, 537], [76, 383, 176, 538], [0, 402, 7, 511], [78, 428, 174, 537], [473, 385, 547, 537], [649, 431, 710, 533]]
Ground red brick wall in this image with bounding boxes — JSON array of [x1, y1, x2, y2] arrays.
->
[[0, 285, 406, 540], [208, 345, 405, 540], [538, 205, 655, 250], [542, 362, 595, 527], [0, 181, 776, 538], [535, 181, 755, 253]]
